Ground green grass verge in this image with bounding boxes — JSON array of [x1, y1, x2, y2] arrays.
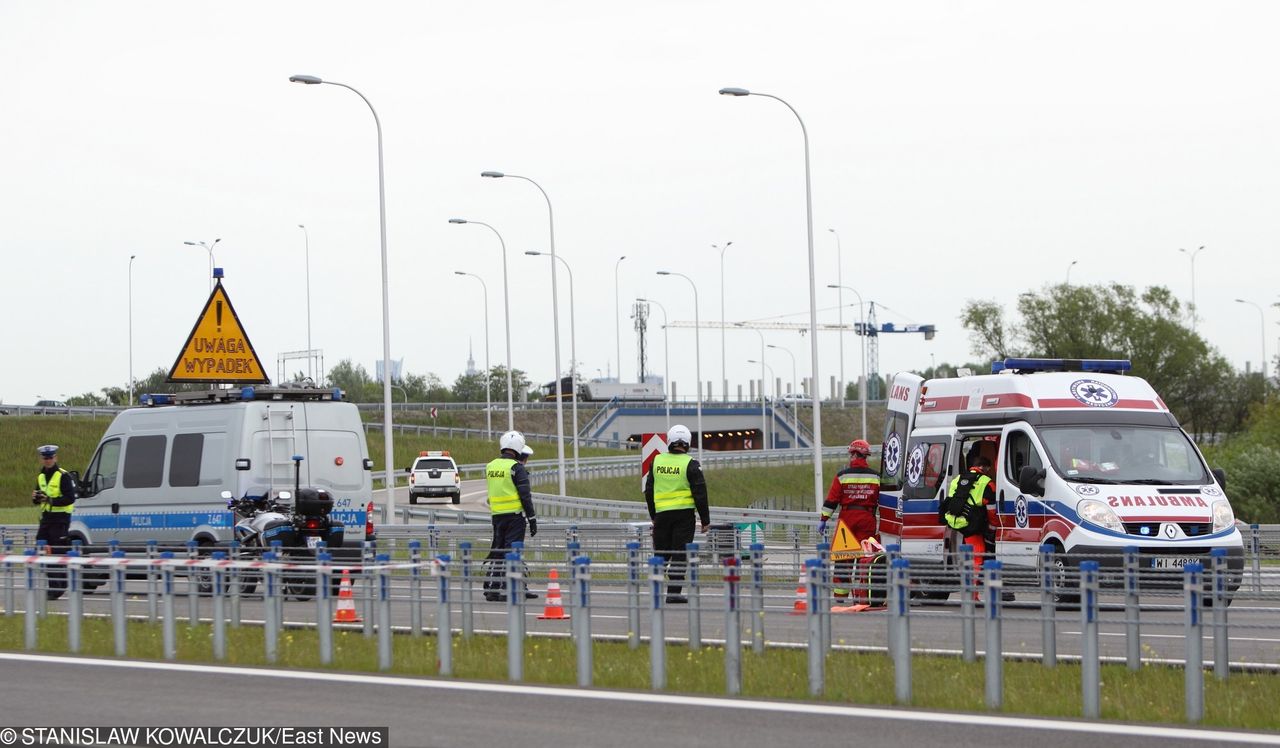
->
[[2, 615, 1277, 729]]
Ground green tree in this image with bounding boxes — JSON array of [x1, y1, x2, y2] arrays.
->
[[328, 359, 376, 402], [67, 392, 108, 406], [451, 372, 487, 402], [488, 366, 531, 404]]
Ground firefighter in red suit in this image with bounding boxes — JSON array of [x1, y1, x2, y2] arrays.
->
[[820, 439, 880, 599]]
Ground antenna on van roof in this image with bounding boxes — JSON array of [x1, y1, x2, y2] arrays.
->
[[992, 358, 1132, 375]]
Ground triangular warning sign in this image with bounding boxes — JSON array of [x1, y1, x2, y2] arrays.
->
[[167, 280, 269, 384], [830, 522, 861, 562]]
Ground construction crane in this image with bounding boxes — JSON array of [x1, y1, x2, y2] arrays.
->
[[669, 301, 935, 400]]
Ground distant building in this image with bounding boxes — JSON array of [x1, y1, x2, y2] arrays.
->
[[465, 338, 479, 377]]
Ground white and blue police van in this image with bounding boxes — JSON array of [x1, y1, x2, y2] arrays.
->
[[878, 358, 1243, 601]]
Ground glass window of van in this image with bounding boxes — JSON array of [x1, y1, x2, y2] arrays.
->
[[122, 435, 166, 488], [903, 438, 948, 500], [169, 433, 204, 487], [85, 438, 122, 494], [1038, 425, 1208, 484], [1005, 430, 1043, 482]]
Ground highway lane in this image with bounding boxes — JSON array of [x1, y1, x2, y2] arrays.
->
[[1, 654, 1272, 748]]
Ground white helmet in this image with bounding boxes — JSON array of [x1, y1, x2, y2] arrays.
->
[[499, 430, 527, 453], [520, 445, 534, 457], [666, 424, 692, 446]]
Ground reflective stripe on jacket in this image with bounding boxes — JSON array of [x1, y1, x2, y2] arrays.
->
[[37, 469, 74, 514], [486, 458, 523, 515], [651, 452, 696, 513]]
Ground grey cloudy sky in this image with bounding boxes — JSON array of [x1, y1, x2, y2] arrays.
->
[[3, 1, 1277, 406]]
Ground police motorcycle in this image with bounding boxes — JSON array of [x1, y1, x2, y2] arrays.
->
[[222, 485, 344, 600]]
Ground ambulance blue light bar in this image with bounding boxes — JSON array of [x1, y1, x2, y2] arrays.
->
[[992, 358, 1132, 374]]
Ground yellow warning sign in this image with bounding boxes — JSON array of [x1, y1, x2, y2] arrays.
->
[[830, 522, 862, 562], [167, 281, 269, 384]]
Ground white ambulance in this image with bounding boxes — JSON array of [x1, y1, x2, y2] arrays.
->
[[878, 358, 1242, 600]]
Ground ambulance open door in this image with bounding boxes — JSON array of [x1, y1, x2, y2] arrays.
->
[[881, 372, 924, 488]]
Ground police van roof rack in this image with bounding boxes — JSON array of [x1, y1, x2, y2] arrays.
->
[[992, 358, 1132, 375], [140, 385, 345, 407]]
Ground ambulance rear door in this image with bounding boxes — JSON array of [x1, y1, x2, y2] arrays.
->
[[879, 372, 924, 547]]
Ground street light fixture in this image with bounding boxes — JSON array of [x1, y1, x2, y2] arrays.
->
[[183, 238, 220, 293], [747, 358, 776, 449], [826, 283, 868, 441], [1235, 298, 1268, 381], [1179, 245, 1207, 333], [455, 272, 493, 436], [767, 343, 799, 446], [1066, 259, 1078, 285], [713, 241, 733, 402], [637, 297, 671, 429], [129, 254, 137, 406], [290, 73, 397, 521], [735, 322, 768, 449], [482, 171, 568, 495], [720, 85, 824, 509], [527, 250, 580, 478], [615, 255, 627, 382], [657, 270, 704, 461], [297, 224, 313, 382], [449, 218, 515, 431]]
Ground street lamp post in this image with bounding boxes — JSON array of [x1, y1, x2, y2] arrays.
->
[[735, 323, 768, 450], [297, 224, 313, 381], [183, 238, 220, 293], [657, 270, 704, 461], [1180, 245, 1207, 333], [128, 254, 137, 406], [827, 229, 844, 408], [826, 283, 868, 441], [1066, 259, 1078, 285], [747, 358, 776, 449], [714, 241, 733, 402], [528, 251, 580, 478], [455, 272, 492, 436], [449, 218, 515, 431], [721, 85, 824, 509], [290, 74, 397, 521], [1235, 299, 1268, 381], [482, 172, 567, 495], [767, 344, 799, 447], [615, 255, 627, 382], [637, 297, 672, 429]]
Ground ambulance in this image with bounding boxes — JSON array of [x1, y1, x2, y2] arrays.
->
[[878, 358, 1243, 601]]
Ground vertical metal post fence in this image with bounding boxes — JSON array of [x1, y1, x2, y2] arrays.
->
[[649, 556, 666, 690], [1080, 560, 1100, 720], [1184, 562, 1204, 723]]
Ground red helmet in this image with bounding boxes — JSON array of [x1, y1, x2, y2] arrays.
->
[[848, 439, 872, 457]]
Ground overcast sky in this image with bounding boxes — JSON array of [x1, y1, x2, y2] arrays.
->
[[3, 1, 1277, 406]]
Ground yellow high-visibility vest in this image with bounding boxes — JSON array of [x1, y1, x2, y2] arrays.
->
[[943, 472, 990, 532], [485, 457, 523, 516], [36, 469, 74, 514], [652, 453, 695, 513]]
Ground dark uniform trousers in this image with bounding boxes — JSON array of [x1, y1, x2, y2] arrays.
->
[[37, 512, 71, 592], [653, 508, 697, 595], [484, 513, 527, 592]]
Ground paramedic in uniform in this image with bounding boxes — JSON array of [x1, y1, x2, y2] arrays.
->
[[33, 444, 77, 599], [483, 431, 538, 602], [820, 439, 880, 599], [644, 424, 710, 604], [942, 455, 997, 598]]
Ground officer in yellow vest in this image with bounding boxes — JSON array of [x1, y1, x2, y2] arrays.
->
[[643, 425, 710, 604], [33, 444, 77, 599], [483, 431, 539, 602]]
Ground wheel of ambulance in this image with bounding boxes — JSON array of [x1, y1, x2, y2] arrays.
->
[[1050, 541, 1081, 609]]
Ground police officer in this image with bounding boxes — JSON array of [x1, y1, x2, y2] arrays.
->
[[941, 455, 996, 599], [643, 425, 710, 604], [484, 431, 538, 602], [820, 439, 880, 599], [33, 444, 77, 599]]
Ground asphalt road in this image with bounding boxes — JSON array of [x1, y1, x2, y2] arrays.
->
[[1, 654, 1272, 748]]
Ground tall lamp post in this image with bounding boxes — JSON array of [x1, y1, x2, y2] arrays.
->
[[128, 254, 137, 406], [657, 270, 704, 461], [827, 229, 845, 407], [528, 251, 579, 478], [735, 323, 768, 450], [637, 297, 672, 429], [747, 358, 776, 449], [767, 343, 799, 447], [615, 255, 627, 381], [826, 283, 868, 441], [449, 218, 515, 431], [1180, 245, 1206, 333], [721, 86, 824, 508], [482, 171, 567, 495], [1066, 259, 1078, 285], [297, 224, 313, 381], [290, 74, 397, 521], [1235, 298, 1268, 381], [455, 272, 492, 436], [714, 241, 733, 402], [183, 238, 220, 293]]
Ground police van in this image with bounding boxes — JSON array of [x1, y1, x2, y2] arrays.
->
[[69, 385, 373, 551], [878, 358, 1242, 600]]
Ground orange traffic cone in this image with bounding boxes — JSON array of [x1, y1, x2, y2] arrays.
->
[[333, 569, 362, 623], [537, 568, 569, 620], [790, 574, 808, 615]]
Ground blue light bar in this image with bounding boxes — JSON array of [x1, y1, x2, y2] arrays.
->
[[140, 393, 174, 406], [332, 388, 344, 401], [992, 358, 1132, 374], [240, 386, 256, 400]]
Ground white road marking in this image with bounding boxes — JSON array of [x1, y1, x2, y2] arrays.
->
[[0, 653, 1275, 744], [1064, 631, 1280, 644]]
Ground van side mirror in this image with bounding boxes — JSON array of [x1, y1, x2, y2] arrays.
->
[[1018, 466, 1046, 497], [1211, 468, 1227, 490]]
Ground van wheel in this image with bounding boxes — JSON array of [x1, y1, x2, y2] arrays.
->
[[450, 493, 461, 505], [70, 535, 106, 592], [1050, 542, 1081, 609]]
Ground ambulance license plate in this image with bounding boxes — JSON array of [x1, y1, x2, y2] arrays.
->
[[1151, 557, 1196, 570], [305, 535, 321, 549]]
